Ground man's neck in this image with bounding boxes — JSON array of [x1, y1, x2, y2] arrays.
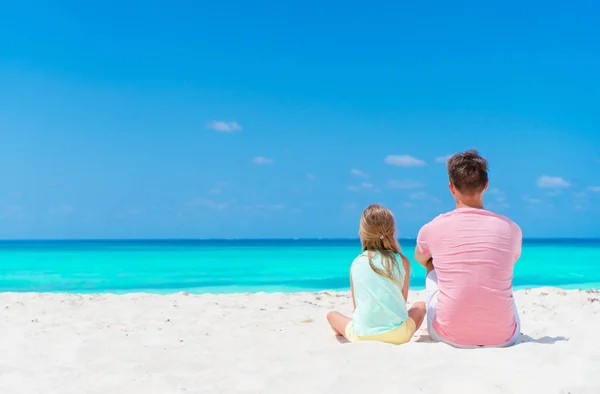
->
[[455, 200, 484, 209]]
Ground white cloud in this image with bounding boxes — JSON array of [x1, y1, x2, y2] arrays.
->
[[244, 204, 285, 214], [306, 173, 316, 180], [291, 208, 302, 214], [387, 180, 425, 189], [185, 198, 230, 211], [402, 202, 415, 208], [409, 192, 427, 200], [208, 182, 229, 195], [523, 196, 543, 204], [1, 205, 25, 219], [435, 155, 452, 163], [409, 192, 439, 202], [127, 208, 143, 216], [255, 204, 284, 211], [351, 168, 370, 178], [206, 121, 242, 133], [536, 175, 571, 188], [347, 182, 374, 191], [588, 186, 600, 193], [252, 156, 273, 165], [487, 188, 508, 204], [384, 155, 426, 167]]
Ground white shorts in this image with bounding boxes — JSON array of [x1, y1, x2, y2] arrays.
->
[[425, 270, 521, 348]]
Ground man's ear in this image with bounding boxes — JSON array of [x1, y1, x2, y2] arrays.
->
[[449, 181, 456, 195], [483, 179, 489, 192]]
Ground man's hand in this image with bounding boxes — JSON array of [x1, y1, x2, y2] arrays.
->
[[414, 246, 432, 269]]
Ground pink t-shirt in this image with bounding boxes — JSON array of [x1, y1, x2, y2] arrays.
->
[[417, 208, 522, 346]]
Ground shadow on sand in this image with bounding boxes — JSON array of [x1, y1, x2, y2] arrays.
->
[[335, 335, 350, 344], [415, 334, 435, 343], [413, 333, 569, 346], [519, 334, 569, 344]]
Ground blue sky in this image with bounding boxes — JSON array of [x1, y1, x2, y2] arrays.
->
[[1, 1, 599, 239]]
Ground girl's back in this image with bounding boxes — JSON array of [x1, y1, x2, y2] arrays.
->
[[351, 251, 408, 337]]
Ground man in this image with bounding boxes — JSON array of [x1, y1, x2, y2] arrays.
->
[[414, 149, 522, 347]]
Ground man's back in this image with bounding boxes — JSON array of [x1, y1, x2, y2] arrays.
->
[[417, 207, 522, 346]]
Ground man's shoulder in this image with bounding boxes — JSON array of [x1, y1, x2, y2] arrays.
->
[[424, 209, 521, 232], [417, 212, 455, 242], [423, 211, 457, 227], [486, 211, 521, 232]]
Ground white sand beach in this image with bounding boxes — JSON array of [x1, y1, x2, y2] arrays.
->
[[1, 288, 599, 394]]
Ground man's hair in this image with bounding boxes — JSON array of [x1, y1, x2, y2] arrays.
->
[[446, 149, 488, 195]]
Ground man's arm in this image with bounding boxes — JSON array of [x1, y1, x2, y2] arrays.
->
[[513, 223, 523, 262], [414, 224, 433, 270], [414, 247, 432, 269]]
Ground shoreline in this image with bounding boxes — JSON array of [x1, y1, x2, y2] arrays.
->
[[1, 282, 598, 296]]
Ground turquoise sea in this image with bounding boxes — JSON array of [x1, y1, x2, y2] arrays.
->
[[0, 239, 599, 294]]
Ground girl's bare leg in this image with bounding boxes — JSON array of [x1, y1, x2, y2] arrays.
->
[[326, 311, 352, 337]]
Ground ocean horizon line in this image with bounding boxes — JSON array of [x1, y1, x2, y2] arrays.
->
[[1, 237, 600, 243]]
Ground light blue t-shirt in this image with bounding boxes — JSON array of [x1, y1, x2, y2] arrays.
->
[[351, 251, 408, 337]]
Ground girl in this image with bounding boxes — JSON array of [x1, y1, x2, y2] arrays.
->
[[326, 204, 426, 344]]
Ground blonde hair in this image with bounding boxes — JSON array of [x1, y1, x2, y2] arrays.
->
[[359, 204, 406, 285]]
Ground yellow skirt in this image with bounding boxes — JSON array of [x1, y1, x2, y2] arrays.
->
[[345, 318, 417, 345]]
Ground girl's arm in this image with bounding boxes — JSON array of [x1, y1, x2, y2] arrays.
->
[[350, 273, 356, 311], [401, 255, 410, 302]]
